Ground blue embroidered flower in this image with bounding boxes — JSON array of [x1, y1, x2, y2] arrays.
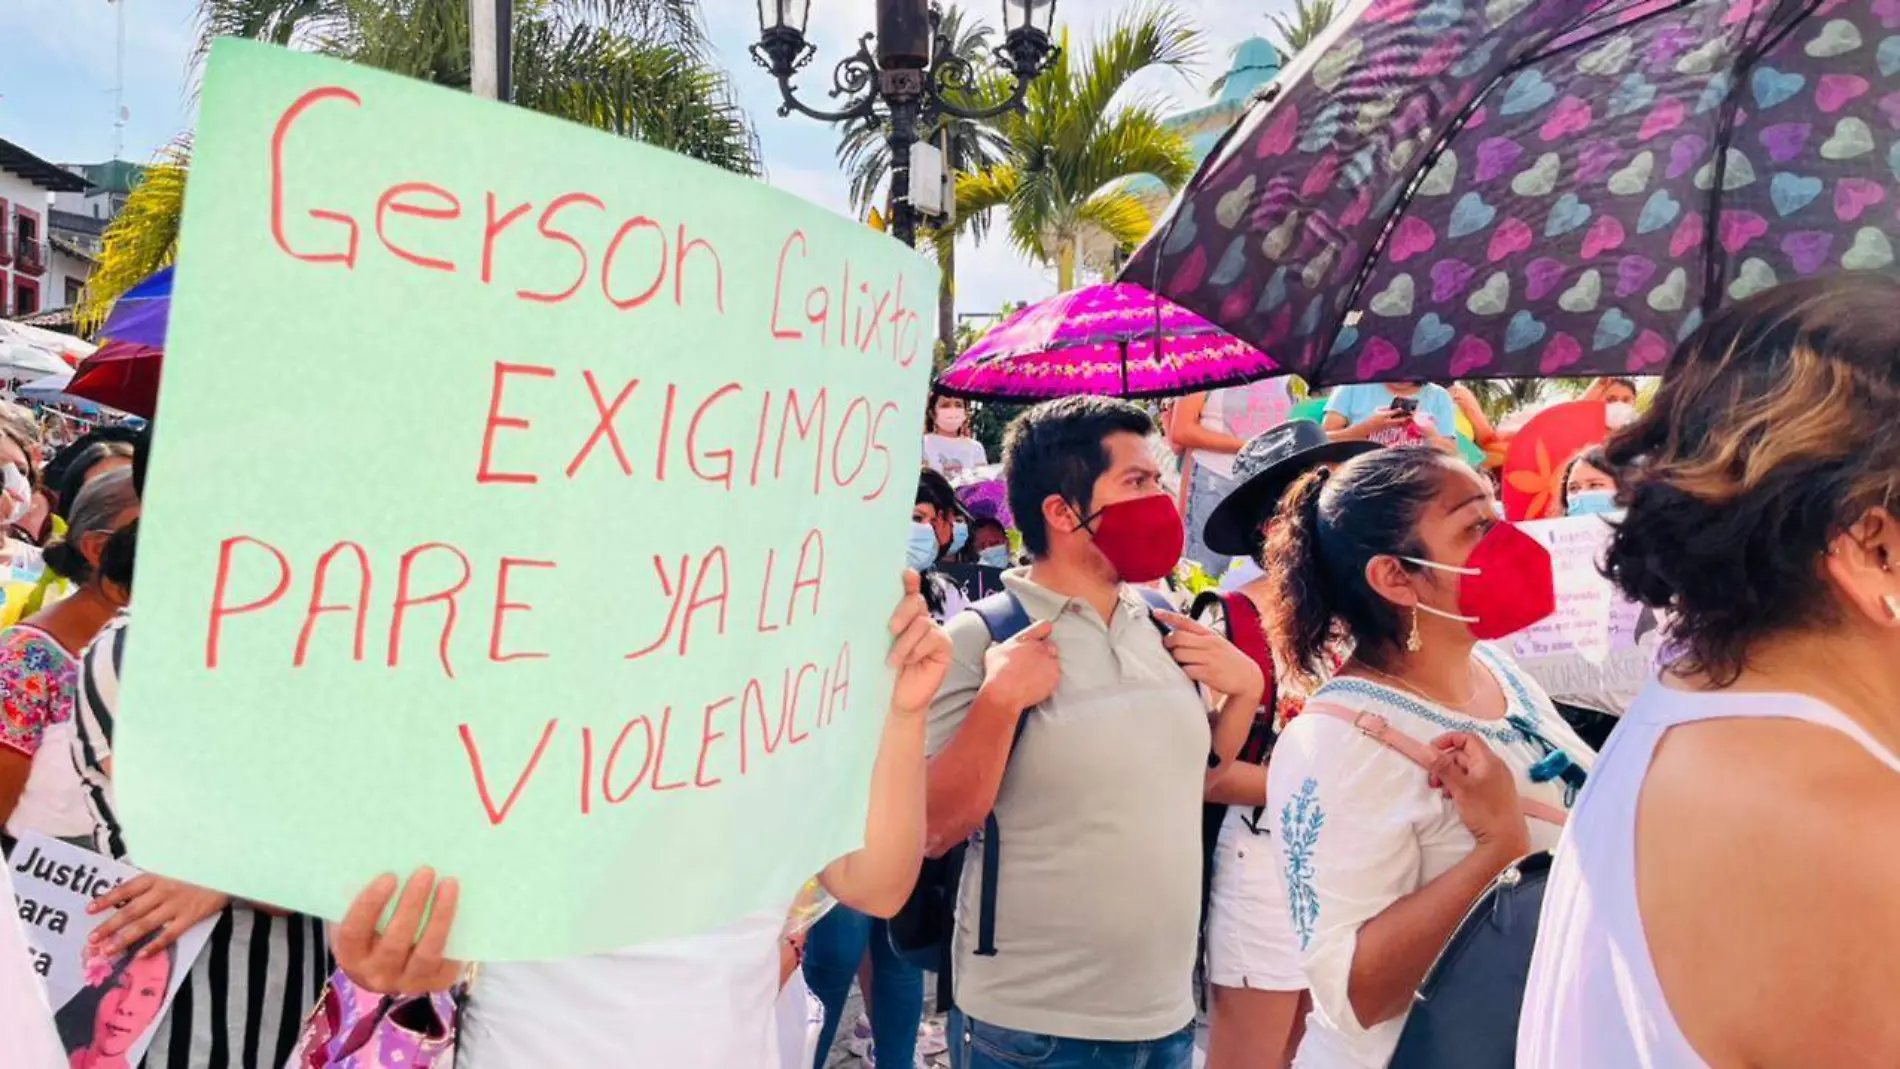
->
[[1281, 777, 1325, 950]]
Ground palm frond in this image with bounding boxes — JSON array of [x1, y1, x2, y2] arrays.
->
[[1267, 0, 1341, 58], [77, 139, 191, 335], [1068, 3, 1201, 136], [1073, 191, 1155, 252]]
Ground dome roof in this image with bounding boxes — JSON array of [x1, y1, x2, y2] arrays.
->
[[1217, 36, 1283, 104]]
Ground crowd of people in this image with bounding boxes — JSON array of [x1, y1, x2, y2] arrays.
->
[[4, 274, 1900, 1069]]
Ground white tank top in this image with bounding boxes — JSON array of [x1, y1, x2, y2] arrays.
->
[[1519, 682, 1900, 1068]]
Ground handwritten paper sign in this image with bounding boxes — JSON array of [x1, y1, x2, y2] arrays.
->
[[10, 834, 213, 1066], [1508, 516, 1662, 716], [115, 42, 937, 960]]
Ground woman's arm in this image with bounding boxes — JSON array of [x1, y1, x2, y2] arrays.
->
[[1345, 838, 1521, 1025], [0, 749, 28, 827], [1166, 393, 1247, 455], [1205, 759, 1266, 806], [818, 573, 950, 917], [1446, 384, 1498, 445]]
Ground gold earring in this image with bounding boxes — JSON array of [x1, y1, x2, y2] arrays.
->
[[1406, 606, 1424, 652]]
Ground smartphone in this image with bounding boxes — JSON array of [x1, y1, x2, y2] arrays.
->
[[1390, 396, 1419, 415]]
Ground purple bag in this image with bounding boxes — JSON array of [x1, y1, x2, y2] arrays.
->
[[287, 969, 466, 1069]]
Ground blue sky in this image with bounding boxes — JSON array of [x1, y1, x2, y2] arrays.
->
[[0, 0, 1283, 316]]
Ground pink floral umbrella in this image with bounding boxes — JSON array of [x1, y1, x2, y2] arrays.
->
[[935, 282, 1286, 402]]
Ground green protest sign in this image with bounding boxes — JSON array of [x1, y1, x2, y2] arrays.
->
[[114, 40, 937, 960]]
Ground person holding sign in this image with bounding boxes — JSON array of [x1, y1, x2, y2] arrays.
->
[[925, 397, 1262, 1069], [323, 570, 949, 1068], [1523, 277, 1900, 1069], [1259, 447, 1593, 1068]]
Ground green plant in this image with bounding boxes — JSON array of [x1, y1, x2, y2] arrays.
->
[[954, 5, 1201, 292]]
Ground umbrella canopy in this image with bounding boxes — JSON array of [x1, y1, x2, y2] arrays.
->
[[99, 265, 172, 348], [1126, 0, 1899, 386], [0, 321, 92, 379], [952, 465, 1014, 529], [67, 341, 161, 419], [935, 282, 1284, 402], [19, 370, 73, 399]]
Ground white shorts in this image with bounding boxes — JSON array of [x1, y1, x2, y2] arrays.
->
[[1205, 805, 1306, 991]]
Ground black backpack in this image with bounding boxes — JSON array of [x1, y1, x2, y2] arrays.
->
[[887, 585, 1175, 1008]]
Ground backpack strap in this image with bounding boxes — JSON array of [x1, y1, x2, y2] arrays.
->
[[969, 590, 1033, 645], [1303, 702, 1570, 827], [960, 590, 1034, 958]]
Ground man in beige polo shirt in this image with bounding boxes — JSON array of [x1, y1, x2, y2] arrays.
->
[[926, 396, 1264, 1069]]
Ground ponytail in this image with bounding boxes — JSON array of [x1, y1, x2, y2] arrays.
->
[[1264, 467, 1339, 687], [1262, 448, 1453, 681]]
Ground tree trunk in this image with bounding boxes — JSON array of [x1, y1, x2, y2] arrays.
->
[[938, 239, 957, 355], [1057, 239, 1077, 292]]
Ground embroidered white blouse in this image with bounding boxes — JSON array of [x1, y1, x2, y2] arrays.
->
[[1264, 645, 1594, 1069]]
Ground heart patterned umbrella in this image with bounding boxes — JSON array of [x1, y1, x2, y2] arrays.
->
[[1125, 0, 1900, 387]]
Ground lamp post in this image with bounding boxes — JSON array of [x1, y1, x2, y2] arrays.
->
[[753, 0, 1059, 249]]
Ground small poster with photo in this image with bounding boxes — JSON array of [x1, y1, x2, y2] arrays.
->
[[9, 833, 216, 1069]]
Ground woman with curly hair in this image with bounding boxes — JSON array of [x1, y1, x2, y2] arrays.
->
[[1521, 276, 1900, 1068]]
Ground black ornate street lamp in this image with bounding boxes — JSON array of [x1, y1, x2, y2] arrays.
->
[[753, 0, 1059, 249]]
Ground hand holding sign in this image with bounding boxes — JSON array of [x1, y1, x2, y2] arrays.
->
[[333, 868, 462, 997], [86, 875, 229, 958], [888, 571, 951, 716]]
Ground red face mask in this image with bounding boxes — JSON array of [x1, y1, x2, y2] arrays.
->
[[1402, 521, 1555, 640], [1082, 494, 1186, 584]]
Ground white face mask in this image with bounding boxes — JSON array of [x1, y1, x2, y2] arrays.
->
[[1605, 402, 1636, 429], [934, 408, 967, 434], [0, 465, 30, 526]]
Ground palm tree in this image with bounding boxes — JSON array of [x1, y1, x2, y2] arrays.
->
[[79, 0, 757, 330], [1268, 0, 1341, 57], [955, 6, 1201, 293], [836, 5, 1010, 353]]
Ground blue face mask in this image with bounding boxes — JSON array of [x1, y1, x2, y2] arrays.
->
[[978, 545, 1011, 569], [949, 520, 969, 555], [1566, 489, 1618, 517], [906, 522, 939, 570]]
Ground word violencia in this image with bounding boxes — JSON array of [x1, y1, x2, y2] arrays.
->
[[459, 638, 853, 825], [269, 86, 925, 360], [206, 529, 830, 677]]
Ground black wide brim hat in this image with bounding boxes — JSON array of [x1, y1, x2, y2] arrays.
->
[[1202, 420, 1380, 558]]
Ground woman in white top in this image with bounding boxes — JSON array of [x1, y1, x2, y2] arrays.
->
[[1521, 277, 1900, 1069], [320, 570, 949, 1069], [922, 392, 987, 480], [1169, 379, 1299, 574], [1260, 447, 1594, 1069]]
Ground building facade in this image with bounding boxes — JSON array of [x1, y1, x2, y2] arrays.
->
[[0, 140, 92, 320]]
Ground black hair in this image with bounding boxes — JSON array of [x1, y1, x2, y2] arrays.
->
[[1264, 448, 1456, 682], [101, 518, 137, 596], [43, 426, 140, 518], [54, 936, 177, 1054], [1003, 396, 1154, 557], [43, 468, 138, 584], [1605, 275, 1900, 685], [51, 440, 135, 522], [132, 424, 151, 500], [1607, 377, 1639, 395], [915, 468, 961, 516], [1558, 446, 1613, 512]]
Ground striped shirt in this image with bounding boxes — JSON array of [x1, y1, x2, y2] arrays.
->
[[71, 617, 333, 1068]]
